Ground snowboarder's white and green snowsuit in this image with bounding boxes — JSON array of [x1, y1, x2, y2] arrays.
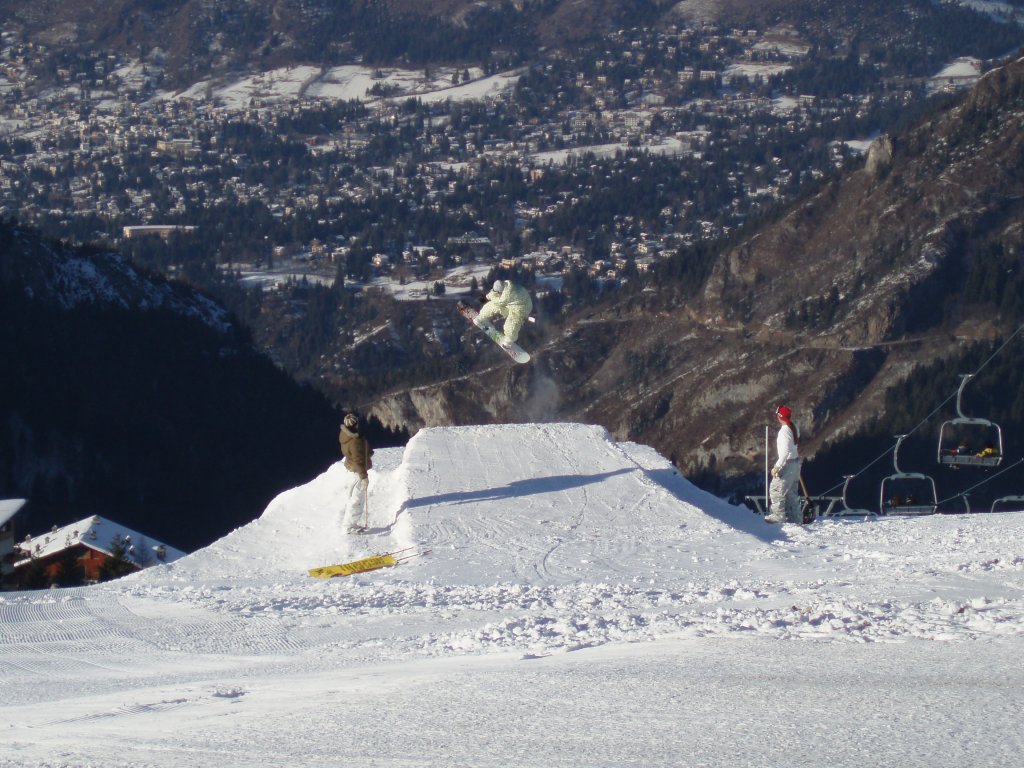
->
[[478, 281, 533, 343]]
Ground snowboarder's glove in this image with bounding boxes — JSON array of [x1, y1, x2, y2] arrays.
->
[[478, 294, 488, 305], [771, 466, 781, 478]]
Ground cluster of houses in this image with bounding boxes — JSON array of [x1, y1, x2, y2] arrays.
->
[[0, 498, 185, 591], [0, 22, 905, 274]]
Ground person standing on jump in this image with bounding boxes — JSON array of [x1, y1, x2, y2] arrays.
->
[[339, 413, 373, 530], [765, 404, 801, 524]]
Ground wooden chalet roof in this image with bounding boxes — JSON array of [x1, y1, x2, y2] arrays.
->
[[15, 515, 187, 570]]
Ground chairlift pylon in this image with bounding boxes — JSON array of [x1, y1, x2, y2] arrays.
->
[[881, 435, 937, 516], [937, 374, 1004, 469]]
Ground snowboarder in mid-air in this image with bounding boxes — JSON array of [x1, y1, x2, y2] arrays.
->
[[456, 278, 534, 363], [765, 404, 802, 523], [478, 279, 533, 346], [339, 412, 373, 531]]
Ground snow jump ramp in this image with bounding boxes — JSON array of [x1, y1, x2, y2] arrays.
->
[[173, 423, 775, 585]]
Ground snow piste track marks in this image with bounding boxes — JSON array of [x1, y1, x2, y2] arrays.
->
[[0, 591, 305, 688]]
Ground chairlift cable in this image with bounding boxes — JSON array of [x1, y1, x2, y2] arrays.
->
[[817, 392, 958, 496], [817, 445, 898, 496], [968, 321, 1024, 378]]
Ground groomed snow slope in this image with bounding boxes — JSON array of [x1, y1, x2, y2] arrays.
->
[[1, 424, 1023, 767]]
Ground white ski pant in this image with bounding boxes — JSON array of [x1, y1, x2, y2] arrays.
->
[[348, 475, 368, 503], [769, 459, 802, 523], [478, 301, 530, 342], [340, 475, 367, 530]]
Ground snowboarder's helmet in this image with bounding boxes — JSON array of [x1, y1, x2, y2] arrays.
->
[[493, 280, 505, 292], [343, 413, 359, 429], [776, 405, 792, 420]]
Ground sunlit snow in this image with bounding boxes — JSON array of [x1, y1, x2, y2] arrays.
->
[[159, 65, 522, 111], [1, 424, 1022, 766]]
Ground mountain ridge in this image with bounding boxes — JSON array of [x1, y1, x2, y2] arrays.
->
[[0, 225, 231, 330]]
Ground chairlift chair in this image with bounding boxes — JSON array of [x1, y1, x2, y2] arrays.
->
[[937, 374, 1004, 469], [880, 435, 938, 516], [829, 475, 876, 517], [990, 495, 1024, 513]]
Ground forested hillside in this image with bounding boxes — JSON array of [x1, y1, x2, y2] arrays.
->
[[0, 222, 363, 550], [4, 0, 1021, 88]]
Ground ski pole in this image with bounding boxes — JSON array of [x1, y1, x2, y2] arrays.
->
[[363, 478, 369, 531], [394, 549, 432, 565], [764, 425, 770, 515], [380, 546, 418, 557]]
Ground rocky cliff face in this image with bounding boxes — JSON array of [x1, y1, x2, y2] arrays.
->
[[370, 54, 1024, 489]]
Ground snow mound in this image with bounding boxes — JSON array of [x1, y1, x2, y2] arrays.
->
[[165, 423, 770, 586], [140, 422, 1024, 654]]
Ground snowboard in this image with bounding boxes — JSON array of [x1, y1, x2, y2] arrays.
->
[[456, 301, 530, 364]]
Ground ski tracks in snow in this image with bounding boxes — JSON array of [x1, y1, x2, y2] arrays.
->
[[392, 424, 664, 585]]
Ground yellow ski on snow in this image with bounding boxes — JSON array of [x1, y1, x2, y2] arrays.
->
[[308, 547, 426, 579], [307, 554, 397, 578]]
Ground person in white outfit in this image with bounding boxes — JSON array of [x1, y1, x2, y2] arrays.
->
[[765, 404, 802, 523], [477, 279, 533, 344]]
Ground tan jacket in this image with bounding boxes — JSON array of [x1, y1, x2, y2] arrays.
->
[[339, 425, 373, 478]]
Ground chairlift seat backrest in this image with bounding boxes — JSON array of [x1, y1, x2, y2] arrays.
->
[[880, 475, 937, 515], [882, 435, 938, 515], [937, 419, 1003, 467], [936, 374, 1005, 468]]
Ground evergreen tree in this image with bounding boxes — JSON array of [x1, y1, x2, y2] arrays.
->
[[98, 535, 139, 582]]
